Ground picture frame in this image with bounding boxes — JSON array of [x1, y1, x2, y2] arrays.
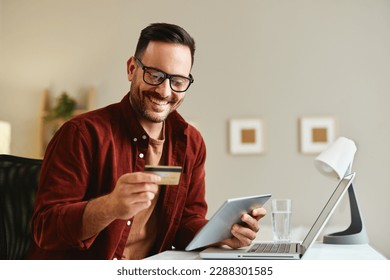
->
[[299, 116, 337, 154], [229, 118, 265, 155]]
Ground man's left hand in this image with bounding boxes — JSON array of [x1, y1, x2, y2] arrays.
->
[[221, 207, 267, 249]]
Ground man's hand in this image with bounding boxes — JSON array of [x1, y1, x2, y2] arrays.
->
[[221, 207, 267, 249], [82, 172, 161, 240], [107, 172, 161, 220]]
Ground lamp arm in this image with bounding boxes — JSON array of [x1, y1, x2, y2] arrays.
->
[[323, 182, 369, 244], [347, 183, 364, 231]]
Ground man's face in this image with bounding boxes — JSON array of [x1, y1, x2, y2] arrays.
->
[[127, 41, 192, 124]]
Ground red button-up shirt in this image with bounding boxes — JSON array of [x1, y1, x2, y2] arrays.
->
[[27, 93, 208, 259]]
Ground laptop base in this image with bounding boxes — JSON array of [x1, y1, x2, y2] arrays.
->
[[200, 243, 302, 260]]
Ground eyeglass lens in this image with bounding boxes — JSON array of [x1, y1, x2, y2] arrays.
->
[[143, 69, 191, 92], [136, 57, 193, 92]]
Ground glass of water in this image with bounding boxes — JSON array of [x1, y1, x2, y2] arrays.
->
[[271, 199, 292, 243]]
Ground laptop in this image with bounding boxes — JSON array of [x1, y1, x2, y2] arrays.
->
[[199, 172, 355, 260]]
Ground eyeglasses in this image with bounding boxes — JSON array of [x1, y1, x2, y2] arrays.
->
[[135, 57, 194, 93]]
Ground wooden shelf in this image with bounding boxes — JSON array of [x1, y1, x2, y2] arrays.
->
[[38, 87, 96, 157]]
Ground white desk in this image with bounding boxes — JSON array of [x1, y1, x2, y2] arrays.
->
[[146, 242, 387, 260], [302, 242, 386, 260]]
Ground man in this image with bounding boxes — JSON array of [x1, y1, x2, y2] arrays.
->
[[28, 23, 266, 260]]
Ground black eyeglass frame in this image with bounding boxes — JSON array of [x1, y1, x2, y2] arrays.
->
[[135, 57, 194, 93]]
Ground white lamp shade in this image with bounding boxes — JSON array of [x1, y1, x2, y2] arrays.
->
[[314, 137, 357, 179]]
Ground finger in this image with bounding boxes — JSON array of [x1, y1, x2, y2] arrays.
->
[[231, 225, 253, 247], [116, 192, 156, 217], [251, 208, 267, 221], [130, 200, 153, 212], [233, 224, 257, 240], [109, 190, 156, 219], [120, 172, 162, 184], [120, 183, 158, 195], [127, 191, 156, 204], [241, 213, 260, 232]]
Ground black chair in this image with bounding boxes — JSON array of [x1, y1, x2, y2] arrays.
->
[[0, 154, 42, 259]]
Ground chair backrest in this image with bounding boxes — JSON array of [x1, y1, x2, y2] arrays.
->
[[0, 154, 42, 259]]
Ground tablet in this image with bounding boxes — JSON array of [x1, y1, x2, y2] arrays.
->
[[185, 194, 271, 251]]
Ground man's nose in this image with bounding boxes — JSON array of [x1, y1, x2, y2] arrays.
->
[[155, 79, 171, 98]]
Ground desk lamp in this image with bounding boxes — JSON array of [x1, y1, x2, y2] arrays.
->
[[314, 136, 369, 244]]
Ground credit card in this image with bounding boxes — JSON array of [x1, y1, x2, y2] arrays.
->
[[144, 165, 182, 185]]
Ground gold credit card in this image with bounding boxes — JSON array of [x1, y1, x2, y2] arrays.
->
[[144, 165, 182, 185]]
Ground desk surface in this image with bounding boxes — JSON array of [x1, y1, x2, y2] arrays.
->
[[147, 242, 387, 260]]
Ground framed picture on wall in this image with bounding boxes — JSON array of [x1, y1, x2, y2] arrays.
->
[[299, 116, 337, 154], [229, 118, 265, 155]]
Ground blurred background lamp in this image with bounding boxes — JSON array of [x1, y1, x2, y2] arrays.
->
[[0, 121, 11, 154], [314, 136, 369, 244]]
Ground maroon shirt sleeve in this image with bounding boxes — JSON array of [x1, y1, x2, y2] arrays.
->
[[32, 121, 96, 250]]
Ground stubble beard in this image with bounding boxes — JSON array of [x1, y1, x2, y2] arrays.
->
[[129, 86, 171, 124]]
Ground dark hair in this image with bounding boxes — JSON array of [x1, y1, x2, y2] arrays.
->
[[135, 23, 195, 66]]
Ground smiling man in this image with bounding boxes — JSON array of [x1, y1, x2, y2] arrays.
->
[[128, 40, 191, 138], [27, 23, 266, 260]]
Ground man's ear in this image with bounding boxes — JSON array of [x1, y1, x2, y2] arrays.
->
[[127, 56, 136, 81]]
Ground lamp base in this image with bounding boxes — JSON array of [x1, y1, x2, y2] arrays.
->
[[323, 228, 369, 244], [323, 183, 369, 245]]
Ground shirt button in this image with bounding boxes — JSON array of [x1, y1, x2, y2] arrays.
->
[[127, 220, 131, 226], [133, 138, 138, 142], [142, 135, 147, 140], [139, 153, 144, 159]]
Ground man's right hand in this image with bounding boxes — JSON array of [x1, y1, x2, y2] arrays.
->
[[81, 172, 161, 240], [107, 172, 161, 220]]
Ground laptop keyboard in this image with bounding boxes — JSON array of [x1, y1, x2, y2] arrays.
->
[[248, 243, 291, 254]]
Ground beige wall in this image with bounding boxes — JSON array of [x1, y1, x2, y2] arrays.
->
[[1, 0, 389, 258]]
